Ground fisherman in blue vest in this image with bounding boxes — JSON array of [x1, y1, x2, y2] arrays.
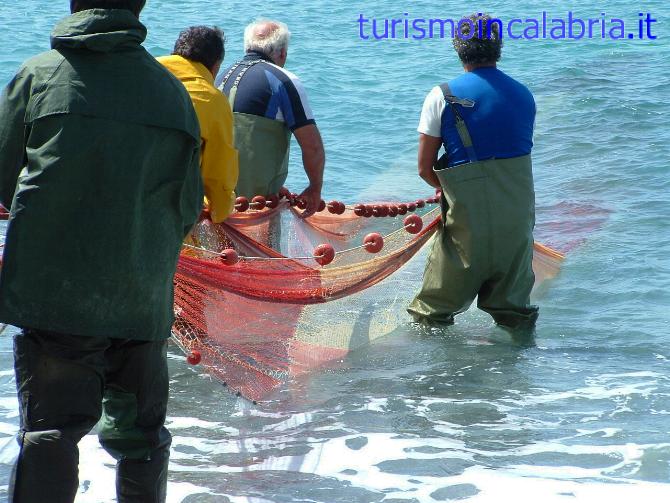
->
[[408, 13, 539, 331]]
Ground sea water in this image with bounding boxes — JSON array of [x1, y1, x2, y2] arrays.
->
[[1, 0, 669, 501]]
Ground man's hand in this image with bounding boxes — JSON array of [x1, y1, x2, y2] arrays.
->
[[418, 133, 442, 188], [293, 124, 325, 218], [298, 184, 321, 218]]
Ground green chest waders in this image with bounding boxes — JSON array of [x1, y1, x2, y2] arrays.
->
[[408, 84, 539, 329], [220, 61, 291, 199]]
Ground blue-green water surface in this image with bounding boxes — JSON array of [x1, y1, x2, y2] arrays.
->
[[1, 1, 669, 501]]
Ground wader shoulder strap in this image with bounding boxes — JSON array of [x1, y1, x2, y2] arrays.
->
[[218, 59, 264, 110], [439, 83, 478, 163]]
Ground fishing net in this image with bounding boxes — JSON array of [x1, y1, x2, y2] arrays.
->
[[171, 196, 566, 402], [0, 197, 572, 402]]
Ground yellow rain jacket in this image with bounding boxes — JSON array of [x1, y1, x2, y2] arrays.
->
[[158, 55, 238, 222]]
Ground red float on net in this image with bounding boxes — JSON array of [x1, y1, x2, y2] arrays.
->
[[266, 194, 280, 209], [372, 205, 390, 217], [187, 350, 201, 365], [363, 232, 384, 253], [407, 202, 417, 212], [251, 195, 266, 210], [327, 200, 345, 214], [313, 243, 335, 266], [220, 249, 240, 266], [388, 206, 399, 217], [404, 214, 423, 234], [397, 203, 408, 215], [235, 196, 249, 212], [354, 204, 366, 216], [318, 200, 327, 212], [416, 199, 426, 208]]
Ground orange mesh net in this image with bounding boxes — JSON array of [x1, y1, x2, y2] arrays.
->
[[0, 198, 578, 402], [171, 198, 565, 402]]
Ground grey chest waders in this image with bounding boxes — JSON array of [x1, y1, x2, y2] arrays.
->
[[219, 61, 291, 199], [408, 84, 539, 329]]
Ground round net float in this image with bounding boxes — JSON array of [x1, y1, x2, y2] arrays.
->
[[404, 214, 423, 234], [318, 200, 327, 212], [364, 205, 374, 218], [266, 194, 280, 209], [313, 243, 335, 266], [335, 201, 346, 215], [354, 204, 367, 216], [416, 199, 426, 208], [297, 198, 307, 210], [234, 196, 249, 212], [372, 205, 389, 217], [186, 350, 201, 365], [407, 202, 417, 212], [327, 200, 342, 214], [388, 205, 399, 217], [397, 203, 408, 215], [251, 195, 266, 210], [363, 232, 384, 253], [220, 248, 240, 266]]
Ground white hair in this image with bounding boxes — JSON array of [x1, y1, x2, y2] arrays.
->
[[244, 19, 291, 58]]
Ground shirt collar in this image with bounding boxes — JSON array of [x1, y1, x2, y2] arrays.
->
[[244, 50, 273, 63], [159, 55, 214, 85]]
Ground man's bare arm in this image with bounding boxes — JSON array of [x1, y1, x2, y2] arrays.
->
[[293, 123, 325, 218], [418, 133, 442, 189]]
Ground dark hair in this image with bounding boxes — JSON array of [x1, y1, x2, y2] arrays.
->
[[453, 14, 503, 65], [71, 0, 146, 16], [173, 26, 225, 71]]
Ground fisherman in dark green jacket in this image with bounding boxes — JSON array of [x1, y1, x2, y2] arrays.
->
[[0, 1, 203, 501]]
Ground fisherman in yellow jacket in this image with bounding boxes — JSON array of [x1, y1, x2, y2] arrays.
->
[[159, 26, 238, 223]]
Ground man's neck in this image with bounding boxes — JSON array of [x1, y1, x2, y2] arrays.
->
[[463, 63, 497, 72]]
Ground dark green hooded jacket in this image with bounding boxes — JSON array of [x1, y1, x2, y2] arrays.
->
[[0, 9, 204, 340]]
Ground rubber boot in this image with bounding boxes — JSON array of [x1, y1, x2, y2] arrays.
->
[[116, 448, 169, 503]]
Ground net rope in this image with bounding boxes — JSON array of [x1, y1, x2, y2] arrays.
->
[[171, 196, 567, 401], [0, 197, 575, 403]]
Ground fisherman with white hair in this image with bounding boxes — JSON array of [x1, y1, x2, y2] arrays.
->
[[217, 19, 325, 217]]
